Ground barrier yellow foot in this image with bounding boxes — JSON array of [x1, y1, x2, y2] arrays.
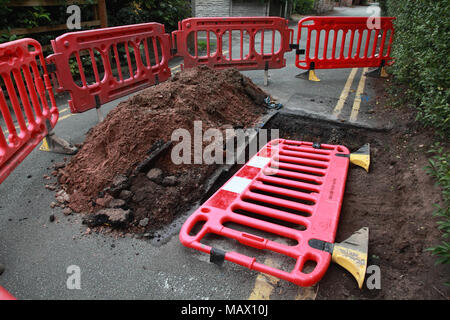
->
[[295, 69, 320, 82], [39, 131, 77, 155], [365, 66, 389, 79], [349, 143, 370, 172], [332, 227, 369, 289], [309, 227, 369, 289], [308, 69, 320, 82], [380, 66, 389, 78]]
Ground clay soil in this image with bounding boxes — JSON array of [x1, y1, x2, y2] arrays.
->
[[265, 77, 449, 300], [57, 66, 269, 231]]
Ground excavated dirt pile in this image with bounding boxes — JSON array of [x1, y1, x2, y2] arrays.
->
[[56, 66, 269, 232]]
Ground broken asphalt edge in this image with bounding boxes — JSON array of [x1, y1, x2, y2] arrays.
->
[[278, 108, 394, 132]]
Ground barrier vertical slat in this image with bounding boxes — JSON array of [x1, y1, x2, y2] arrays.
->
[[89, 49, 101, 83], [0, 126, 7, 153], [240, 30, 244, 59], [363, 30, 370, 58], [339, 31, 345, 59], [113, 44, 123, 82], [324, 30, 330, 59], [4, 75, 27, 135], [124, 42, 133, 79], [347, 30, 354, 59], [271, 29, 275, 56], [371, 29, 379, 58], [31, 64, 44, 111], [194, 31, 198, 58], [142, 38, 150, 67], [13, 69, 36, 129], [22, 66, 43, 119], [207, 31, 211, 57], [0, 89, 17, 137], [331, 29, 338, 60], [306, 28, 311, 62], [261, 28, 265, 56], [229, 30, 233, 60], [152, 37, 160, 65], [379, 30, 387, 59], [355, 29, 363, 59], [314, 30, 320, 59], [75, 52, 87, 87]]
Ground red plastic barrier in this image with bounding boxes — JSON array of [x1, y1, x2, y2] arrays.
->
[[180, 139, 350, 286], [47, 23, 172, 113], [0, 285, 16, 300], [295, 16, 395, 70], [0, 39, 58, 184], [172, 17, 293, 71]]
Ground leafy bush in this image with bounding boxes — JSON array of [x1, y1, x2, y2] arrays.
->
[[425, 143, 450, 272], [292, 0, 315, 14], [0, 1, 95, 47], [383, 0, 450, 139], [106, 0, 191, 32], [0, 1, 190, 46], [383, 0, 450, 278]]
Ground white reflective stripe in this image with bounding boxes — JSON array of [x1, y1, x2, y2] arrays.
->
[[247, 155, 270, 169], [222, 176, 252, 194]]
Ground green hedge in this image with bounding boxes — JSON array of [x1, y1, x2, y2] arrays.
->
[[382, 0, 450, 139], [382, 0, 450, 277], [106, 0, 190, 32], [0, 1, 190, 46], [292, 0, 315, 14]]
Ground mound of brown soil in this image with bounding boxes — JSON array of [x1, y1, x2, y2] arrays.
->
[[57, 66, 269, 230]]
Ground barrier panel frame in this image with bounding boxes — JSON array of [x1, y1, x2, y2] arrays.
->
[[0, 38, 58, 184], [295, 16, 395, 70], [0, 285, 16, 300], [172, 16, 294, 71], [47, 22, 172, 114], [180, 139, 350, 287]]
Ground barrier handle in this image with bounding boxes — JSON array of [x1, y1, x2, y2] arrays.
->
[[289, 28, 294, 46], [45, 54, 64, 92]]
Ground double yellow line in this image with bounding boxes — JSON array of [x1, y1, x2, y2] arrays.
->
[[332, 67, 369, 122], [247, 257, 318, 300], [1, 107, 71, 136]]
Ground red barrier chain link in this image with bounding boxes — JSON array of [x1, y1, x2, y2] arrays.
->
[[180, 139, 350, 286], [0, 38, 58, 184]]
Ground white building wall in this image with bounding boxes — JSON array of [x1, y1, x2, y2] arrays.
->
[[231, 0, 268, 17], [193, 0, 231, 17]]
